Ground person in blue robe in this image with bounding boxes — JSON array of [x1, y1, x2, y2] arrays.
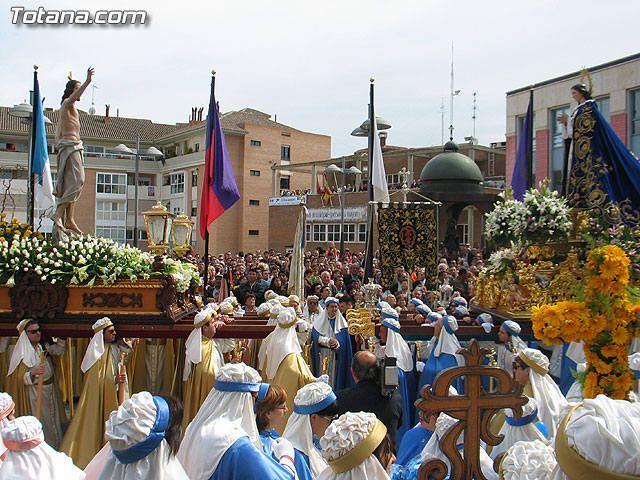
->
[[395, 420, 435, 466], [561, 83, 640, 230], [310, 297, 354, 391], [177, 363, 296, 480], [282, 382, 338, 479], [377, 307, 418, 445], [416, 315, 463, 422], [255, 382, 313, 480]]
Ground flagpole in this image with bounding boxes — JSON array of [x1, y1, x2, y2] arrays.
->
[[527, 87, 534, 190], [364, 79, 375, 281], [28, 66, 38, 228], [203, 72, 215, 297]]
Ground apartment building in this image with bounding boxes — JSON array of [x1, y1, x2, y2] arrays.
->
[[506, 52, 640, 191], [0, 105, 330, 255]]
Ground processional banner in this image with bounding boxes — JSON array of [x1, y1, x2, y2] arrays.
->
[[377, 203, 438, 290]]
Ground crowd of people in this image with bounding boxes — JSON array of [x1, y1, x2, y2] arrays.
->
[[0, 243, 638, 479]]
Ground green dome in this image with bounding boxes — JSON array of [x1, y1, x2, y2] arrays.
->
[[420, 142, 483, 194]]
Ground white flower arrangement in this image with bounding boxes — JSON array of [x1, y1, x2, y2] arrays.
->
[[521, 179, 572, 244], [484, 189, 528, 247], [485, 181, 572, 247], [0, 233, 201, 293]]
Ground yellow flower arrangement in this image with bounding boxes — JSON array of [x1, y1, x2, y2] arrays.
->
[[531, 244, 639, 400]]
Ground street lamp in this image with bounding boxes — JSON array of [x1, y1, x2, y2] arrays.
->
[[324, 160, 361, 262], [113, 137, 163, 247], [142, 201, 175, 271]]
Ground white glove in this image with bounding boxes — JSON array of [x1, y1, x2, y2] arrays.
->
[[318, 335, 330, 347], [481, 323, 492, 334], [420, 322, 433, 327], [296, 320, 309, 332], [272, 437, 296, 478], [416, 361, 425, 373], [317, 374, 330, 384]]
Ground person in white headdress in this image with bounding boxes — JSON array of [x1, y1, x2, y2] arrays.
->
[[213, 301, 237, 361], [564, 362, 587, 403], [490, 397, 549, 460], [393, 413, 497, 480], [182, 304, 225, 429], [552, 394, 640, 479], [61, 317, 131, 469], [498, 439, 557, 480], [177, 363, 296, 480], [374, 307, 417, 444], [496, 320, 528, 377], [0, 415, 85, 479], [282, 382, 338, 479], [6, 319, 66, 448], [318, 411, 395, 480], [417, 315, 463, 405], [95, 392, 188, 480], [259, 307, 316, 433], [0, 392, 16, 464], [513, 348, 568, 438], [310, 297, 354, 390]]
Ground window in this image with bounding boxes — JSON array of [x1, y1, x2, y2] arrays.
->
[[170, 173, 185, 195], [516, 112, 536, 185], [344, 223, 356, 242], [595, 96, 610, 124], [249, 200, 260, 206], [312, 224, 326, 242], [96, 201, 126, 222], [96, 226, 125, 244], [249, 230, 259, 236], [549, 107, 569, 192], [358, 223, 367, 243], [96, 173, 126, 195], [194, 142, 200, 153], [163, 175, 171, 186], [280, 175, 290, 190], [250, 140, 261, 147], [250, 170, 260, 176], [386, 173, 400, 185], [327, 224, 341, 242], [306, 223, 311, 243], [85, 145, 105, 156], [281, 145, 290, 161], [191, 207, 197, 217], [192, 171, 198, 187], [630, 90, 640, 157]]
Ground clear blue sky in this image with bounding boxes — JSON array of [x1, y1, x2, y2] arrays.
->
[[2, 0, 638, 157]]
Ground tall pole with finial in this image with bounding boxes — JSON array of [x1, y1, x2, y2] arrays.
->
[[363, 78, 375, 281], [448, 43, 460, 142], [28, 65, 39, 228], [202, 70, 215, 296]]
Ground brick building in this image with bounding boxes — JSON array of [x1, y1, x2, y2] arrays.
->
[[0, 105, 330, 255], [506, 52, 640, 192], [267, 141, 505, 252]]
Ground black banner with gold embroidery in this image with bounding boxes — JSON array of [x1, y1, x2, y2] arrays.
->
[[378, 203, 438, 290]]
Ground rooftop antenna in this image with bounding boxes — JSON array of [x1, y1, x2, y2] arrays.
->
[[88, 84, 98, 115], [440, 97, 445, 145], [449, 42, 461, 142], [472, 91, 477, 139]]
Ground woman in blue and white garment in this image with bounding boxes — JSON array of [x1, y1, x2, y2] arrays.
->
[[490, 397, 549, 461], [377, 307, 417, 444], [282, 382, 339, 479], [417, 315, 463, 405]]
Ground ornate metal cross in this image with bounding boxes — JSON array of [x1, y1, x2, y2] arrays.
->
[[415, 339, 527, 480]]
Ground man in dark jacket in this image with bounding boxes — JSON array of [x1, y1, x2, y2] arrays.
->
[[336, 351, 403, 447], [234, 268, 265, 306]]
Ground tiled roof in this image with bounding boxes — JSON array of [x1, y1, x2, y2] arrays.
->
[[0, 106, 301, 143], [221, 108, 300, 132], [0, 106, 184, 142]]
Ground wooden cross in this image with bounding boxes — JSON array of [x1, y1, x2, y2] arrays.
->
[[415, 339, 527, 480]]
